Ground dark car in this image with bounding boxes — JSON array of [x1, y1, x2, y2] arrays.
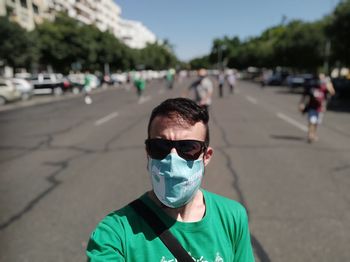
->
[[30, 73, 71, 96], [286, 74, 314, 91], [262, 71, 289, 86], [332, 78, 350, 98]]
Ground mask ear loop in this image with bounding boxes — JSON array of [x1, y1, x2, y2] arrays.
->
[[202, 144, 208, 160]]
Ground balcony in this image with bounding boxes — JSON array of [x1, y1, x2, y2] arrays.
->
[[76, 14, 92, 25], [75, 1, 94, 17]]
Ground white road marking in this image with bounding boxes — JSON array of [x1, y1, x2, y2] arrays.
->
[[137, 95, 151, 104], [277, 112, 308, 132], [94, 112, 119, 126], [245, 95, 258, 104]]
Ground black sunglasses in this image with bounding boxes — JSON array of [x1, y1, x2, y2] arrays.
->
[[145, 138, 207, 160]]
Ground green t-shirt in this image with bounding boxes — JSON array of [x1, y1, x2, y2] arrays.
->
[[86, 190, 255, 262], [134, 79, 145, 90]]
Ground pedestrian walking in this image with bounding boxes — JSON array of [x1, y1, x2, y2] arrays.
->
[[299, 73, 335, 143], [166, 68, 175, 89], [83, 71, 93, 105], [86, 97, 255, 261], [133, 73, 146, 100], [218, 70, 225, 97], [227, 71, 237, 94], [186, 68, 213, 111]]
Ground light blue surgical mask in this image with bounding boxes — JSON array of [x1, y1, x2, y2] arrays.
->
[[148, 153, 204, 208]]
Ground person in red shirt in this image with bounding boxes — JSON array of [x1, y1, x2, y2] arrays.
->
[[299, 73, 335, 143]]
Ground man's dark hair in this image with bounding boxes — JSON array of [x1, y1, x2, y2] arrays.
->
[[147, 98, 210, 145]]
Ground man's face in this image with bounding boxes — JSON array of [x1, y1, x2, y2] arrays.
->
[[148, 116, 213, 166]]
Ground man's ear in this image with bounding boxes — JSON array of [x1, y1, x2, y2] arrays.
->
[[203, 146, 213, 166]]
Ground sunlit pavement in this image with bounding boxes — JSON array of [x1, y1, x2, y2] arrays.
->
[[0, 78, 349, 261]]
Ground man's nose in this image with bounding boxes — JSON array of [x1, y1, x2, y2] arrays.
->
[[170, 147, 178, 154]]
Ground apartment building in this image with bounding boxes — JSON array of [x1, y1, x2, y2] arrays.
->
[[46, 0, 121, 36], [0, 0, 157, 50], [118, 18, 156, 49], [0, 0, 49, 30], [94, 0, 121, 37]]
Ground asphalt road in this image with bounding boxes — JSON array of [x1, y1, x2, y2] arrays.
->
[[0, 78, 349, 261]]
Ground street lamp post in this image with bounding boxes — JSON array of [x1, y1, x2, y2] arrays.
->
[[323, 40, 331, 75], [217, 45, 226, 70]]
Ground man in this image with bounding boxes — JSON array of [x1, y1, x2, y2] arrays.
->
[[227, 71, 237, 94], [133, 72, 146, 100], [187, 69, 213, 111], [86, 98, 255, 261], [299, 73, 335, 143], [218, 70, 225, 97], [166, 68, 175, 89], [83, 71, 93, 105]]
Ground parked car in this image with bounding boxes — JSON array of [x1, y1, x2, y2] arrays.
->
[[0, 78, 22, 105], [12, 78, 34, 100], [261, 71, 289, 86], [111, 73, 127, 84], [29, 73, 71, 95], [332, 78, 350, 98], [286, 74, 314, 91], [67, 73, 85, 94]]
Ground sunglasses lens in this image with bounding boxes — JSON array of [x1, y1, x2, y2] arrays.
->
[[146, 139, 171, 159], [146, 139, 206, 160], [178, 141, 204, 160]]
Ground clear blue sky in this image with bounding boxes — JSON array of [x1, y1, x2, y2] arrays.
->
[[115, 0, 340, 61]]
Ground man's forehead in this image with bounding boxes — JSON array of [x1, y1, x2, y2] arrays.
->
[[150, 115, 205, 134]]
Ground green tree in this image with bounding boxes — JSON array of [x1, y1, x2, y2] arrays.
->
[[189, 55, 210, 69], [326, 0, 350, 66], [273, 20, 325, 72], [0, 17, 36, 69], [34, 13, 179, 73], [138, 42, 178, 70], [35, 13, 85, 73]]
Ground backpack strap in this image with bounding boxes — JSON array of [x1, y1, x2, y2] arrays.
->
[[130, 199, 193, 262]]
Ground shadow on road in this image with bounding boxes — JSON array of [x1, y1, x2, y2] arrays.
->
[[273, 89, 304, 95], [270, 134, 305, 141], [328, 98, 350, 113]]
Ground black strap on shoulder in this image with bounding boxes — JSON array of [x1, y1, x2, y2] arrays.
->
[[130, 199, 193, 262]]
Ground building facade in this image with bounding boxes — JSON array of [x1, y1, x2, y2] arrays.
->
[[47, 0, 121, 37], [0, 0, 157, 49], [118, 18, 156, 49], [94, 0, 121, 37], [0, 0, 49, 30]]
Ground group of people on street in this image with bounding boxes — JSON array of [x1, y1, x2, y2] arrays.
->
[[125, 68, 237, 111], [186, 68, 335, 145], [84, 66, 334, 145]]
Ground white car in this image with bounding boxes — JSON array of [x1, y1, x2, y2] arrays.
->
[[12, 78, 34, 100], [29, 73, 70, 95], [0, 78, 21, 105], [111, 73, 127, 84]]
